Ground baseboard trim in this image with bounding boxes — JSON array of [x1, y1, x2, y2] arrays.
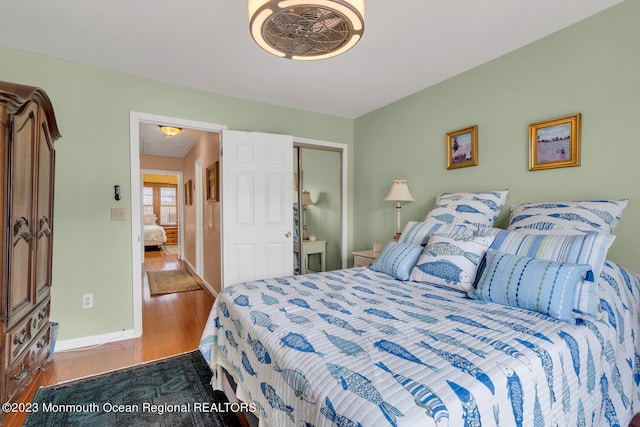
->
[[182, 258, 218, 298], [54, 328, 138, 353]]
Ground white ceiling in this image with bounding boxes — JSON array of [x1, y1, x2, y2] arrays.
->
[[0, 0, 622, 119], [140, 124, 201, 158]]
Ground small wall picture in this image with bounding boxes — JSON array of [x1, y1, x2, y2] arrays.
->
[[529, 113, 581, 171], [185, 179, 192, 206], [206, 162, 219, 202], [446, 125, 478, 170]]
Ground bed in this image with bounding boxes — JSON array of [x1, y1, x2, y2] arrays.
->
[[143, 214, 167, 247], [199, 193, 640, 426]]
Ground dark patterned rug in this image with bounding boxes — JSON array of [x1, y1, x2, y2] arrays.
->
[[24, 351, 242, 427]]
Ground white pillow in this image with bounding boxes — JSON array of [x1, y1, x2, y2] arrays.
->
[[508, 200, 628, 234], [398, 221, 476, 246], [425, 190, 508, 228], [143, 214, 157, 225], [409, 233, 495, 292]]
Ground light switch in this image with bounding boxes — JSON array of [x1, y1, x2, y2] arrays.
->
[[111, 208, 126, 221]]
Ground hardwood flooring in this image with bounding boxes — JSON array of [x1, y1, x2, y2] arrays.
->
[[5, 249, 216, 427]]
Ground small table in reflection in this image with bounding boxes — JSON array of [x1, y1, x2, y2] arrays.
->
[[295, 240, 326, 274]]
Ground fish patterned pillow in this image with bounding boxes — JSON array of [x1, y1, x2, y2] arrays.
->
[[425, 190, 509, 228], [487, 229, 615, 319], [507, 200, 628, 234], [470, 249, 594, 322], [409, 233, 495, 292], [398, 221, 476, 246], [369, 242, 424, 281]]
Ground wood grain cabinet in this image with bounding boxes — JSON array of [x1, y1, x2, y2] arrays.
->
[[0, 81, 61, 405], [164, 227, 178, 245]]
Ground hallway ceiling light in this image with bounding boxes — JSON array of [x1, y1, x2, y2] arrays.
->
[[248, 0, 365, 61], [159, 126, 182, 137]]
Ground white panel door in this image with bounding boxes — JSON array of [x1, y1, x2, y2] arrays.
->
[[222, 130, 294, 287]]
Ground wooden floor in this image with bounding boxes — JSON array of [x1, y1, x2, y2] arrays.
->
[[5, 249, 216, 427]]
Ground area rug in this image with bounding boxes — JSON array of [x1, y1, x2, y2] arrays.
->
[[147, 269, 202, 296], [162, 244, 180, 255], [24, 351, 242, 427]]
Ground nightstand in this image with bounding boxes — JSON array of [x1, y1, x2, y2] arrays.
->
[[352, 250, 380, 268], [164, 226, 178, 245], [295, 240, 327, 274]]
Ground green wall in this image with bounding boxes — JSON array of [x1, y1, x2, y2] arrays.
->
[[354, 0, 640, 273], [1, 0, 638, 343], [0, 46, 353, 341]]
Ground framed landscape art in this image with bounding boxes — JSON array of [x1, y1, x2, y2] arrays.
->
[[446, 125, 478, 170], [529, 113, 581, 171]]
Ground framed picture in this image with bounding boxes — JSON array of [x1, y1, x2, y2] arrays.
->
[[529, 113, 581, 171], [206, 162, 219, 202], [446, 125, 478, 170], [185, 179, 192, 206]]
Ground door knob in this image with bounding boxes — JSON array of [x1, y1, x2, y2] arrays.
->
[[285, 231, 292, 238]]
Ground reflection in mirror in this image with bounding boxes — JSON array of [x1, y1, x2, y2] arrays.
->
[[293, 146, 342, 275]]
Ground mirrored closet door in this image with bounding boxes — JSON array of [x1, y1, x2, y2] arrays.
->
[[293, 145, 343, 275]]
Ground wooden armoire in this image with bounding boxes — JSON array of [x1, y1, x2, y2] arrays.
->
[[0, 81, 61, 404]]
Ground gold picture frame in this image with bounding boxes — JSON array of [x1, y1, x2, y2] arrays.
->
[[206, 162, 219, 202], [529, 113, 581, 171], [446, 125, 478, 170], [184, 179, 192, 206]]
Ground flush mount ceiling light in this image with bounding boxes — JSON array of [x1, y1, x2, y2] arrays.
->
[[248, 0, 365, 61], [159, 126, 182, 137]]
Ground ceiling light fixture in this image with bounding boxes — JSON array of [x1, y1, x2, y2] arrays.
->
[[159, 126, 182, 137], [248, 0, 365, 61]]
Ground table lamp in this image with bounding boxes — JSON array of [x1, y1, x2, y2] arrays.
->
[[384, 179, 414, 241], [301, 190, 315, 240]]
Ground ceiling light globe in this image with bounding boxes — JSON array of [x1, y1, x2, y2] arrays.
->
[[159, 126, 182, 137]]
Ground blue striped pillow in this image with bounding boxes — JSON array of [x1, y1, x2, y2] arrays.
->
[[369, 242, 424, 281], [470, 249, 594, 322], [487, 230, 615, 319]]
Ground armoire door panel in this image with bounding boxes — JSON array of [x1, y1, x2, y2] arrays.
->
[[9, 107, 35, 230], [7, 237, 32, 326], [7, 103, 38, 325], [34, 111, 55, 304]]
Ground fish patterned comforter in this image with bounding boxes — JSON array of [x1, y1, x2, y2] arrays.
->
[[199, 261, 640, 427]]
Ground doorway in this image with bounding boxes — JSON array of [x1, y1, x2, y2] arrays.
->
[[141, 170, 183, 258], [129, 112, 227, 338]]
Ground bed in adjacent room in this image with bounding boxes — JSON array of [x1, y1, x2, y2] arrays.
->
[[143, 214, 167, 247], [199, 192, 640, 426]]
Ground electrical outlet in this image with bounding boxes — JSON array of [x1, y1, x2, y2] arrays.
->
[[111, 208, 126, 221], [82, 293, 93, 309]]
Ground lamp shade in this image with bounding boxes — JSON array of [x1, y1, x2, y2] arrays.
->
[[384, 179, 415, 202], [248, 0, 365, 60], [301, 190, 315, 206]]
